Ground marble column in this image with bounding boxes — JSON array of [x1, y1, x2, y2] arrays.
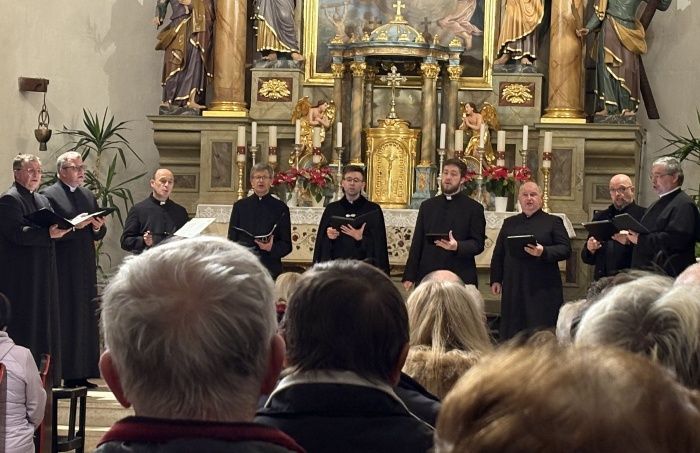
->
[[331, 62, 346, 156], [363, 66, 379, 130], [445, 65, 463, 157], [542, 0, 586, 122], [349, 61, 367, 165], [208, 0, 248, 115], [419, 62, 440, 165]]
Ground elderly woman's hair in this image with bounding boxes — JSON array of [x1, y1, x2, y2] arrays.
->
[[435, 344, 700, 453]]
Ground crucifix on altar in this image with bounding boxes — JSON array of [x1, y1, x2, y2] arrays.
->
[[380, 66, 407, 120]]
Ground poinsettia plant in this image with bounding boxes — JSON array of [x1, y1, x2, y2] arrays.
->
[[298, 166, 335, 203], [461, 170, 480, 196], [483, 165, 533, 197], [273, 168, 302, 191]]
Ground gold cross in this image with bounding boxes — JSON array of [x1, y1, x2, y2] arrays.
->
[[393, 1, 405, 16]]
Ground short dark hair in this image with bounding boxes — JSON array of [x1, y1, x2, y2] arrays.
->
[[443, 158, 467, 178], [284, 260, 409, 382], [0, 293, 11, 330], [343, 165, 365, 180]]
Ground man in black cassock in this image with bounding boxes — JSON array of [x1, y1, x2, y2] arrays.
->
[[313, 165, 389, 274], [0, 154, 72, 385], [121, 168, 189, 253], [43, 152, 106, 388], [629, 157, 700, 278], [581, 174, 646, 280], [490, 182, 571, 340], [228, 163, 291, 279], [403, 158, 486, 289]]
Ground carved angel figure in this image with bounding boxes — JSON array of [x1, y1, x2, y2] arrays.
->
[[459, 102, 500, 167], [291, 97, 336, 157]]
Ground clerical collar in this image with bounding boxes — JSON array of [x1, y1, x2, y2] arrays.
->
[[659, 186, 681, 198]]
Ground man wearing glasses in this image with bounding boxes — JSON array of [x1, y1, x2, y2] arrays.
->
[[581, 174, 646, 280], [43, 152, 106, 388], [0, 154, 72, 386], [228, 163, 291, 279], [629, 157, 700, 277], [313, 165, 389, 274]]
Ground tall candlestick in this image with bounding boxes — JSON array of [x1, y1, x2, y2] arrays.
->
[[542, 151, 552, 169], [544, 131, 553, 153], [269, 126, 277, 147], [251, 122, 257, 147], [336, 122, 343, 148], [479, 123, 485, 148], [439, 123, 446, 149], [497, 130, 506, 152], [237, 125, 245, 147], [454, 130, 463, 152], [522, 125, 528, 150], [312, 127, 321, 148], [295, 120, 301, 144]]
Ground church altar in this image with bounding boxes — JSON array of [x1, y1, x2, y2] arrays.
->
[[196, 204, 575, 268]]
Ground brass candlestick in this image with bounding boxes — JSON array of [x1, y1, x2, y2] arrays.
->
[[236, 145, 247, 200], [474, 146, 487, 208], [268, 146, 278, 170], [293, 143, 303, 203], [250, 144, 260, 167], [436, 148, 446, 196], [333, 146, 344, 201], [541, 152, 552, 213]]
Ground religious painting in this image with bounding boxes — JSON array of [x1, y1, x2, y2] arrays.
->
[[174, 174, 198, 192], [303, 0, 497, 87], [549, 148, 572, 198]]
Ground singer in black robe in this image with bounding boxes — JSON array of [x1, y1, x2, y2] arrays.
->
[[120, 194, 189, 253], [313, 195, 389, 274], [43, 181, 106, 383]]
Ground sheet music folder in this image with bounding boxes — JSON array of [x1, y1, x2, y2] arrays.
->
[[506, 234, 537, 258], [25, 207, 116, 229], [425, 233, 450, 242], [329, 210, 379, 230], [582, 220, 618, 241], [232, 224, 277, 243], [612, 213, 650, 234]]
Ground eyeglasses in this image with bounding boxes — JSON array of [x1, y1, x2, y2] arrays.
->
[[251, 175, 271, 181], [15, 168, 42, 175], [609, 186, 630, 194], [63, 165, 85, 172], [343, 177, 363, 183], [649, 173, 671, 181]]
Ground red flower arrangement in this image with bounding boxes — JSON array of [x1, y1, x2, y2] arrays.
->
[[273, 168, 302, 191], [273, 166, 335, 203], [483, 165, 533, 197]]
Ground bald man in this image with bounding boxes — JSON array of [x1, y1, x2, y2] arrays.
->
[[581, 174, 646, 280]]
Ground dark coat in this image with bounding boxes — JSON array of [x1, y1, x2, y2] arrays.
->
[[313, 196, 389, 274], [581, 202, 646, 280], [120, 195, 189, 253], [0, 183, 62, 383], [227, 193, 291, 279], [256, 381, 435, 453], [94, 416, 304, 453], [43, 181, 105, 380], [403, 192, 486, 286], [490, 210, 572, 340], [631, 189, 700, 277]]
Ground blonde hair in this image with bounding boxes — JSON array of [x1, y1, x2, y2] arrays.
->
[[274, 272, 302, 305], [436, 344, 700, 453]]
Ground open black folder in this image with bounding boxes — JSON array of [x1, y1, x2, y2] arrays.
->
[[329, 210, 380, 230], [506, 234, 537, 258], [25, 207, 117, 229], [232, 224, 277, 243], [582, 220, 618, 241], [426, 233, 450, 242], [612, 213, 650, 234]]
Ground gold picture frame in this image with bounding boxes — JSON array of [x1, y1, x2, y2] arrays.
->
[[303, 0, 497, 89]]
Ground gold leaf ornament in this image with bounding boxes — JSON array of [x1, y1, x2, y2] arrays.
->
[[501, 84, 533, 104], [259, 79, 291, 100]]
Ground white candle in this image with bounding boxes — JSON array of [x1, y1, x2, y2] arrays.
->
[[522, 125, 528, 150], [439, 123, 446, 149], [336, 122, 343, 147], [268, 154, 277, 163], [295, 120, 301, 144], [542, 158, 551, 169], [237, 125, 245, 147], [544, 131, 553, 153], [251, 122, 257, 147], [312, 153, 321, 164], [454, 130, 463, 151], [497, 130, 506, 152], [313, 127, 321, 148], [497, 159, 506, 167], [479, 123, 485, 148], [269, 126, 277, 147]]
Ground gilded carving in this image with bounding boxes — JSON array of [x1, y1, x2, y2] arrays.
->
[[447, 65, 464, 81], [501, 83, 533, 104], [350, 62, 367, 77], [448, 37, 462, 47], [258, 79, 291, 100], [364, 66, 379, 82], [420, 62, 440, 80], [331, 63, 345, 78]]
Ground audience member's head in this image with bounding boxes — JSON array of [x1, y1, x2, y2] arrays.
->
[[436, 344, 700, 453], [0, 292, 10, 331], [274, 272, 302, 322], [555, 299, 586, 345], [284, 260, 408, 385], [675, 262, 700, 287], [99, 236, 284, 422], [421, 270, 485, 313]]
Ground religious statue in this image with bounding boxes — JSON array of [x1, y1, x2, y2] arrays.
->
[[437, 0, 484, 51], [291, 97, 336, 157], [575, 0, 671, 115], [459, 102, 500, 167], [254, 0, 304, 61], [154, 0, 215, 112], [493, 0, 544, 65]]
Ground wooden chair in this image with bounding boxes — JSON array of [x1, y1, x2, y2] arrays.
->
[[34, 354, 51, 453], [52, 385, 87, 453]]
